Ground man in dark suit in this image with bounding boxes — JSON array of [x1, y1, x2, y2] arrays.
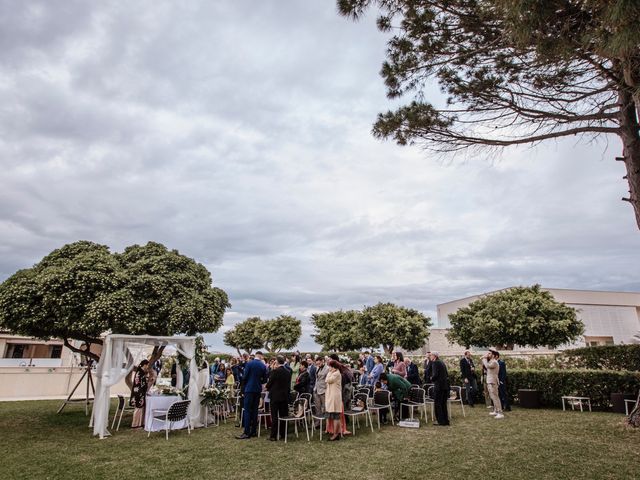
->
[[266, 355, 291, 441], [423, 352, 433, 385], [236, 351, 267, 440], [496, 352, 511, 411], [430, 351, 450, 426], [459, 350, 478, 407]]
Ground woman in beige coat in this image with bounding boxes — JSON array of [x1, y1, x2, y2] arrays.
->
[[325, 360, 343, 441]]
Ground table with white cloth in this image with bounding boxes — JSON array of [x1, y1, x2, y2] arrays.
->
[[145, 395, 188, 432]]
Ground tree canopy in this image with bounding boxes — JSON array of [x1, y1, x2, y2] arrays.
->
[[446, 285, 584, 349], [360, 302, 432, 353], [258, 315, 302, 353], [0, 241, 230, 362], [337, 0, 640, 229], [223, 316, 264, 356], [311, 310, 370, 351]]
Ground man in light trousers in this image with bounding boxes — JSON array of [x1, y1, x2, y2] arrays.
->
[[482, 349, 504, 419]]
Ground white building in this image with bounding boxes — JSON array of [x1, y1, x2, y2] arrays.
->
[[429, 288, 640, 354]]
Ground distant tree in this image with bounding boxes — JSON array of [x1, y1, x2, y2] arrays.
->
[[223, 316, 264, 356], [337, 0, 640, 230], [446, 285, 584, 349], [311, 310, 370, 351], [259, 315, 302, 353], [359, 302, 431, 354], [0, 241, 230, 364]]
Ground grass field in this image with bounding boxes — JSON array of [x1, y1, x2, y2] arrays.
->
[[0, 400, 638, 480]]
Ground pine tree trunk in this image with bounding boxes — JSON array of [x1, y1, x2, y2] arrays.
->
[[618, 89, 640, 230]]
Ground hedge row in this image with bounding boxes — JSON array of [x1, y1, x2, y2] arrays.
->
[[561, 344, 640, 371], [503, 369, 640, 410]]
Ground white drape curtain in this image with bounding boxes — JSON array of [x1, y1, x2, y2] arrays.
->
[[91, 334, 200, 439]]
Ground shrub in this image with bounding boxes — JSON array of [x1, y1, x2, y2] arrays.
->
[[505, 369, 640, 410], [561, 345, 640, 371]]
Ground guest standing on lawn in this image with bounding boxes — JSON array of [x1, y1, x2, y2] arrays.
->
[[290, 354, 301, 390], [368, 355, 384, 386], [325, 360, 344, 441], [313, 357, 327, 419], [423, 351, 433, 385], [406, 357, 421, 386], [391, 351, 407, 378], [430, 352, 450, 426], [294, 360, 310, 395], [496, 352, 511, 412], [460, 350, 478, 408], [482, 349, 504, 419], [130, 359, 150, 428], [236, 351, 268, 439], [266, 355, 291, 441]]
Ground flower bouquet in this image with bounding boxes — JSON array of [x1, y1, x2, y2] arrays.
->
[[154, 385, 187, 398], [200, 385, 229, 407]]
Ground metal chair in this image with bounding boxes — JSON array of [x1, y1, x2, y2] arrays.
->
[[401, 387, 428, 423], [344, 393, 374, 435], [369, 390, 394, 428], [111, 394, 135, 431], [147, 400, 191, 440], [311, 412, 329, 441], [425, 385, 435, 421], [257, 392, 271, 437], [448, 386, 466, 418], [278, 398, 310, 443]]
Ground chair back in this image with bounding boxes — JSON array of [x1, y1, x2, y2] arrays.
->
[[117, 394, 126, 409], [426, 386, 435, 400], [289, 391, 299, 403], [373, 389, 391, 406], [299, 393, 312, 408], [409, 387, 425, 403], [167, 400, 191, 422], [292, 398, 307, 418], [449, 386, 462, 400], [353, 393, 369, 411]]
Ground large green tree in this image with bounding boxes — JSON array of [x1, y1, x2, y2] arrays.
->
[[258, 315, 302, 353], [446, 285, 584, 349], [311, 310, 371, 351], [223, 316, 264, 356], [338, 0, 640, 229], [0, 241, 230, 362], [360, 302, 431, 354]]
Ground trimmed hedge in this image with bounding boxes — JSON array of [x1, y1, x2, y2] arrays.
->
[[562, 344, 640, 371], [504, 369, 640, 410]]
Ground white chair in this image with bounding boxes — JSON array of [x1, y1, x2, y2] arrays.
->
[[111, 394, 135, 431], [278, 398, 310, 443], [147, 400, 191, 440], [448, 386, 466, 418], [344, 393, 374, 435]]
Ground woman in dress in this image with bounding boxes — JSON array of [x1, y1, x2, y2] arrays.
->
[[215, 363, 227, 384], [391, 351, 407, 378], [289, 354, 301, 390], [130, 359, 150, 428], [325, 360, 343, 441], [368, 355, 384, 386]]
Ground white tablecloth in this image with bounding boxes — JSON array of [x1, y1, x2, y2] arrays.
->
[[145, 395, 188, 432]]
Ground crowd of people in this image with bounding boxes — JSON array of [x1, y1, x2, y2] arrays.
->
[[127, 348, 510, 434]]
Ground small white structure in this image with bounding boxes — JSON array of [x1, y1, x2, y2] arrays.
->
[[91, 334, 201, 439]]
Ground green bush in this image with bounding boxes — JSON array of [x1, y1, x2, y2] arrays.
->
[[505, 369, 640, 410], [561, 344, 640, 371]]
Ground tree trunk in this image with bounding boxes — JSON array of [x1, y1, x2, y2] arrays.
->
[[618, 88, 640, 230], [125, 345, 165, 391], [383, 344, 393, 355]]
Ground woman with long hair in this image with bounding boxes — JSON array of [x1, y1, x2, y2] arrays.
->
[[290, 353, 301, 390], [325, 360, 343, 441], [391, 351, 407, 378], [130, 359, 150, 428]]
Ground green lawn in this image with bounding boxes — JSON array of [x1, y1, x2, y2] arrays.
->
[[0, 400, 638, 480]]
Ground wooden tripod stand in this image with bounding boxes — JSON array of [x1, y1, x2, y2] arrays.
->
[[57, 364, 96, 415]]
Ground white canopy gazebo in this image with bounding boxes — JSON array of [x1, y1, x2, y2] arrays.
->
[[91, 334, 202, 439]]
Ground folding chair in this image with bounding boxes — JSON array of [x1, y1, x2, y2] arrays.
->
[[401, 387, 428, 423]]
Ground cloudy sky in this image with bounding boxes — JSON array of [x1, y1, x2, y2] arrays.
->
[[2, 1, 639, 352]]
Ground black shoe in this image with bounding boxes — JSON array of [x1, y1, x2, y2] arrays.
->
[[235, 433, 250, 440]]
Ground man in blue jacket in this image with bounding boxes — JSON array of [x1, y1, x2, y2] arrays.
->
[[236, 351, 267, 440]]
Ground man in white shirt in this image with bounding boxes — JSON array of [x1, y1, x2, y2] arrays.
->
[[482, 349, 504, 419]]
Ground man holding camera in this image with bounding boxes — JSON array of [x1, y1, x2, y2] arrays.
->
[[481, 349, 504, 419]]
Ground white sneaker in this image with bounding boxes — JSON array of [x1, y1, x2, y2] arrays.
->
[[494, 413, 504, 419], [489, 411, 497, 416]]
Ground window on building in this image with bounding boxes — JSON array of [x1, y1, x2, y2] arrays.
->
[[10, 344, 26, 358], [584, 336, 615, 346], [50, 345, 63, 358]]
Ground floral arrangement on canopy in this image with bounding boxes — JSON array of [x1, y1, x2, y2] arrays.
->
[[200, 385, 229, 407]]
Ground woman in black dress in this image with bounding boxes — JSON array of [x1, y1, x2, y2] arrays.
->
[[130, 360, 150, 428]]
